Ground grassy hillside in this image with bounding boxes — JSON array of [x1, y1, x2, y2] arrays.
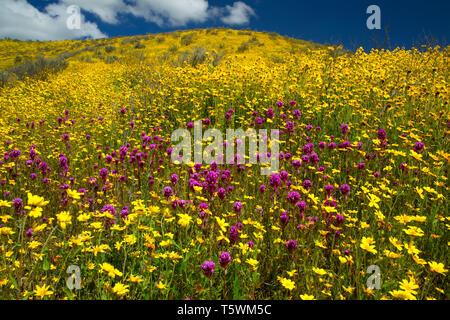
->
[[0, 28, 324, 70]]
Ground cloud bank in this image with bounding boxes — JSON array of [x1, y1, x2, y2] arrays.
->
[[0, 0, 256, 41], [0, 0, 106, 41]]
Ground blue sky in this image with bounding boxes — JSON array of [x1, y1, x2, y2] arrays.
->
[[2, 0, 449, 50]]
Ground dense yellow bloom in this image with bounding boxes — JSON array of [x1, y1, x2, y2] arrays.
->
[[0, 227, 15, 235], [0, 200, 11, 207], [28, 207, 43, 218], [404, 242, 421, 255], [360, 237, 377, 254], [428, 261, 448, 274], [314, 240, 327, 249], [286, 269, 297, 277], [367, 193, 381, 209], [155, 282, 167, 290], [168, 251, 182, 260], [403, 226, 424, 237], [415, 187, 425, 199], [112, 283, 129, 296], [177, 213, 193, 227], [383, 250, 402, 259], [129, 275, 143, 283], [343, 286, 355, 294], [100, 263, 123, 278], [28, 241, 42, 249], [123, 234, 137, 245], [389, 290, 417, 300], [389, 237, 403, 251], [300, 294, 315, 300], [412, 255, 427, 265], [193, 185, 203, 192], [56, 211, 72, 230], [215, 216, 230, 233], [246, 258, 258, 270], [90, 222, 103, 229], [394, 214, 413, 224], [67, 189, 82, 200], [278, 277, 295, 291], [160, 239, 172, 247], [399, 277, 419, 295], [34, 284, 53, 299], [312, 267, 328, 276], [0, 28, 447, 300], [77, 212, 91, 222], [91, 244, 111, 256], [26, 193, 49, 207], [339, 256, 352, 264]]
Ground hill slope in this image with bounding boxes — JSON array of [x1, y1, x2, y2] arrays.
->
[[0, 29, 448, 300], [0, 28, 325, 70]]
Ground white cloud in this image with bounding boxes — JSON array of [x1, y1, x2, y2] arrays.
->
[[128, 0, 211, 27], [0, 0, 256, 41], [0, 0, 106, 41], [221, 1, 256, 25], [65, 0, 255, 27], [60, 0, 127, 24]]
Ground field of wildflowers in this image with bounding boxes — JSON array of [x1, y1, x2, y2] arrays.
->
[[0, 28, 448, 300]]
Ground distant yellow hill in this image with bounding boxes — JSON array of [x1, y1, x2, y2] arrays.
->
[[0, 28, 328, 71]]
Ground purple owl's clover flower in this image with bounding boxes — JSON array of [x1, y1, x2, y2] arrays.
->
[[340, 123, 349, 135], [280, 212, 289, 227], [335, 214, 344, 225], [339, 184, 351, 201], [26, 228, 33, 237], [287, 191, 300, 204], [163, 186, 173, 198], [13, 198, 23, 214], [378, 129, 386, 140], [201, 261, 215, 277], [413, 141, 425, 152], [233, 201, 243, 213], [285, 240, 298, 253], [219, 252, 231, 268], [339, 184, 350, 195], [228, 225, 239, 243]]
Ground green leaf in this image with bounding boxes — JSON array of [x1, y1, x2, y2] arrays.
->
[[43, 257, 50, 271], [8, 273, 18, 289], [232, 273, 242, 299]]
